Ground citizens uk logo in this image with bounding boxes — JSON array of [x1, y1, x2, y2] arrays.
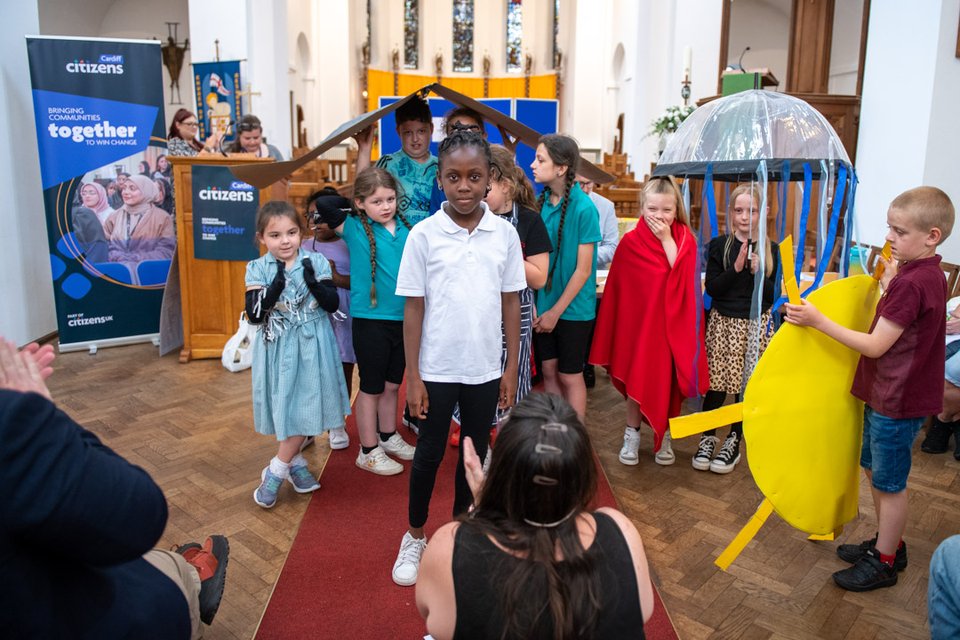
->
[[198, 184, 255, 202], [65, 54, 125, 75]]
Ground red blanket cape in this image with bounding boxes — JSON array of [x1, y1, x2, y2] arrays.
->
[[590, 220, 709, 451]]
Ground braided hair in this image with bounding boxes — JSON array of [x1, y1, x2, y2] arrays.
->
[[437, 128, 493, 174], [536, 134, 580, 290], [352, 167, 407, 307]]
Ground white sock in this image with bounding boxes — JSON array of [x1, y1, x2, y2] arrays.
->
[[269, 456, 291, 478], [289, 453, 307, 469]]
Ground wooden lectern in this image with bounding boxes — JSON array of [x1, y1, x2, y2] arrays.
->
[[169, 155, 274, 363]]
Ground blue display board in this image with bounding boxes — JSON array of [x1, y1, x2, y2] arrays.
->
[[514, 99, 560, 190], [377, 97, 558, 187]]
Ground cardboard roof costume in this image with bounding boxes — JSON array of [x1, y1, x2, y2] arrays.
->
[[229, 84, 614, 189], [590, 218, 709, 452]]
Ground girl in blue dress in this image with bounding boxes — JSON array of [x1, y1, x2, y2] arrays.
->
[[245, 201, 351, 508]]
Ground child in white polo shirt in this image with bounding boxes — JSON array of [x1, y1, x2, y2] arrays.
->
[[390, 130, 526, 587]]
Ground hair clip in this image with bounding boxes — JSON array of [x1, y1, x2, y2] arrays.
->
[[534, 443, 561, 455], [523, 508, 577, 528], [532, 474, 558, 486], [540, 422, 568, 433]]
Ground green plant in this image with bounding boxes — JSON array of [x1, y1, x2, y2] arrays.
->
[[648, 105, 696, 137]]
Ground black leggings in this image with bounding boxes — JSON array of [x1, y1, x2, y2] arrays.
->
[[408, 378, 500, 528], [701, 389, 744, 437]]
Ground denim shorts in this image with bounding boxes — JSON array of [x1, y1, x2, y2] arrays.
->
[[945, 348, 960, 386], [860, 406, 923, 493]]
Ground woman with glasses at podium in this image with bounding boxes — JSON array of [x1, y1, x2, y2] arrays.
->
[[166, 108, 222, 158]]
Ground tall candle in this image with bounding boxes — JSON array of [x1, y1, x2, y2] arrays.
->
[[683, 46, 692, 80]]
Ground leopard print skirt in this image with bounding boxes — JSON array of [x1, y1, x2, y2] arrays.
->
[[705, 310, 774, 394]]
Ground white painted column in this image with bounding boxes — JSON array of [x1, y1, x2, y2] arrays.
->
[[314, 0, 354, 137], [245, 0, 292, 159], [855, 0, 960, 261], [0, 1, 56, 344], [565, 0, 606, 152]]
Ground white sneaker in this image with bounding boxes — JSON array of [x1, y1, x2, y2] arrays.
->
[[618, 427, 641, 466], [329, 427, 349, 450], [356, 446, 403, 476], [380, 432, 416, 461], [392, 532, 427, 586], [654, 431, 676, 466]]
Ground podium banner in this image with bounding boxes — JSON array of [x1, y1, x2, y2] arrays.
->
[[26, 36, 170, 351], [193, 60, 242, 146], [191, 165, 260, 261]]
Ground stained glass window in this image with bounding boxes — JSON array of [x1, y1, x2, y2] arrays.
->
[[506, 0, 522, 73], [452, 0, 474, 72], [553, 0, 560, 69], [404, 0, 419, 69]]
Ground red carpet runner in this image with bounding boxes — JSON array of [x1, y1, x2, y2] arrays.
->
[[256, 414, 679, 639]]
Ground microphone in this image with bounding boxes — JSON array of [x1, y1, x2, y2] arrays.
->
[[738, 46, 751, 71], [218, 121, 235, 157]]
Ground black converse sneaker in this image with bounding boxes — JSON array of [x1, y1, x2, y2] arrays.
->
[[692, 435, 718, 471], [709, 432, 741, 474]]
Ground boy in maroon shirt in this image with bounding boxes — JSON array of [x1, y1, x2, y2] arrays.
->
[[785, 186, 955, 592]]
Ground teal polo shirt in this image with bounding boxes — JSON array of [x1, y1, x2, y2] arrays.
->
[[376, 149, 438, 225], [536, 183, 602, 321], [340, 215, 409, 320]]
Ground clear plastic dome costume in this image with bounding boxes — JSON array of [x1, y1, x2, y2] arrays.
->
[[654, 90, 851, 181], [651, 89, 858, 309]]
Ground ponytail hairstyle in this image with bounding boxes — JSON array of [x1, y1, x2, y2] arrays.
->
[[352, 167, 409, 307], [724, 183, 773, 272], [489, 144, 537, 210], [460, 392, 601, 640], [535, 134, 580, 290]]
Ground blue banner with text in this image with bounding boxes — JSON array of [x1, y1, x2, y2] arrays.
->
[[27, 36, 170, 349], [191, 164, 260, 261]]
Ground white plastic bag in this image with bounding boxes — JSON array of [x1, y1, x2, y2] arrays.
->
[[221, 312, 256, 372]]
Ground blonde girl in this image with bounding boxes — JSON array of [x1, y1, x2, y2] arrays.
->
[[314, 167, 417, 476], [530, 134, 602, 420], [245, 201, 351, 508], [693, 184, 778, 474], [589, 177, 710, 467]]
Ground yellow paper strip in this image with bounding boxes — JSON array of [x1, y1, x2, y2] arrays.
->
[[873, 241, 893, 281], [779, 235, 801, 305], [669, 403, 745, 439], [715, 498, 774, 570], [808, 525, 843, 541]]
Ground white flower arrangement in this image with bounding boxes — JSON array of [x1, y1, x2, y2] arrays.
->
[[648, 105, 696, 138]]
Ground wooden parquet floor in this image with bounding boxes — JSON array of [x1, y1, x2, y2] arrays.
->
[[43, 342, 960, 639]]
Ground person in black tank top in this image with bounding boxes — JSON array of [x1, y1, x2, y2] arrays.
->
[[415, 393, 654, 639]]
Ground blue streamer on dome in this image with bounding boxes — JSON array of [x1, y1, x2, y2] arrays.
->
[[803, 162, 847, 297], [794, 163, 813, 281], [840, 168, 859, 277], [704, 164, 719, 240], [777, 160, 790, 241]]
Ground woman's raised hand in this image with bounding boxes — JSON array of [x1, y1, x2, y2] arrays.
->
[[462, 436, 485, 501]]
